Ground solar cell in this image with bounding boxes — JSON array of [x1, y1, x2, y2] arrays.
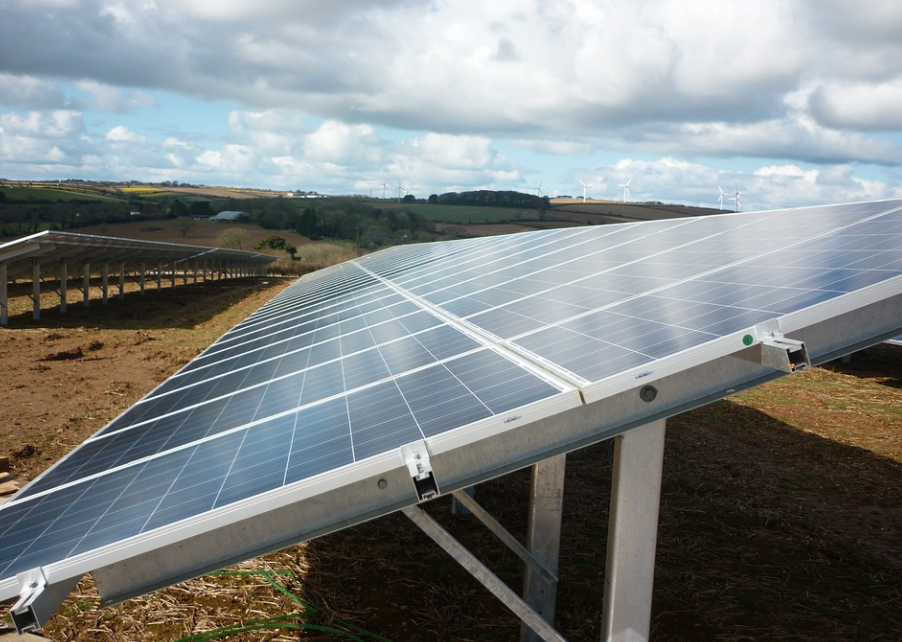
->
[[3, 199, 902, 630]]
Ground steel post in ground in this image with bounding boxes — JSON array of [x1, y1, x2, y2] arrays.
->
[[1, 263, 8, 325], [59, 262, 67, 314], [32, 261, 40, 320], [82, 263, 90, 307], [600, 419, 666, 642], [521, 454, 567, 642], [101, 263, 109, 305]]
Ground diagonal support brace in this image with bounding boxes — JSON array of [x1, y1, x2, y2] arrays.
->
[[403, 505, 568, 642]]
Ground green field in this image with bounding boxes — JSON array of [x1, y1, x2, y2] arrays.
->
[[374, 201, 540, 223], [1, 186, 121, 202]]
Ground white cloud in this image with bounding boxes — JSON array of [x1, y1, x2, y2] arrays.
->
[[0, 110, 83, 138], [512, 140, 593, 156], [0, 75, 66, 110], [755, 164, 819, 182], [303, 120, 381, 164], [76, 80, 158, 113], [105, 125, 146, 143], [809, 80, 902, 131]]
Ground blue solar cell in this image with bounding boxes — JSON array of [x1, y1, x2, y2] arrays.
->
[[4, 199, 902, 614]]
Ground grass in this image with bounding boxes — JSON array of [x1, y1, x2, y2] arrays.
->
[[1, 186, 120, 202], [373, 201, 541, 223]]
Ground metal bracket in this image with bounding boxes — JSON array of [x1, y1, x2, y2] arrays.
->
[[734, 331, 811, 373], [11, 568, 80, 634], [401, 440, 439, 501]]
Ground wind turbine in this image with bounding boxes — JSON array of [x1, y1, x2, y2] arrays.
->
[[397, 180, 409, 202], [733, 189, 743, 212], [579, 179, 595, 203], [619, 177, 631, 203], [382, 183, 388, 199], [718, 186, 726, 210], [535, 181, 544, 197]]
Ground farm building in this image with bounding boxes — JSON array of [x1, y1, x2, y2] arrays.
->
[[213, 210, 251, 221]]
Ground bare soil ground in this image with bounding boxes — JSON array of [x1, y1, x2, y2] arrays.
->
[[2, 278, 901, 641]]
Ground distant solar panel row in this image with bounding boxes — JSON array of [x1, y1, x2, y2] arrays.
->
[[0, 230, 275, 280], [3, 199, 902, 606]]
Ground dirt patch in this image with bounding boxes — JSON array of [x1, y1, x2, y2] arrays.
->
[[1, 284, 901, 641]]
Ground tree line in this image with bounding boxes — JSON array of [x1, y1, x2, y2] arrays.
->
[[0, 191, 437, 248], [429, 190, 549, 210]]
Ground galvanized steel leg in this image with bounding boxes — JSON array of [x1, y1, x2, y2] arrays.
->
[[82, 263, 90, 307], [101, 263, 109, 305], [59, 262, 67, 314], [118, 262, 125, 300], [32, 261, 40, 320], [600, 419, 666, 642], [521, 454, 566, 642], [1, 263, 8, 325]]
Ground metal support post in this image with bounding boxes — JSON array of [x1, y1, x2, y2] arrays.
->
[[101, 263, 109, 305], [118, 262, 125, 300], [32, 262, 41, 320], [1, 263, 8, 325], [451, 486, 475, 515], [156, 261, 162, 291], [601, 419, 666, 642], [82, 263, 90, 307], [169, 262, 176, 288], [192, 260, 198, 285], [140, 261, 146, 295], [521, 454, 567, 642], [59, 262, 67, 314], [182, 261, 188, 286]]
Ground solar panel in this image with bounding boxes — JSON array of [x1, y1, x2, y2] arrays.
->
[[3, 199, 902, 629]]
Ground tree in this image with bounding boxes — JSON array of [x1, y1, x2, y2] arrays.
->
[[188, 200, 212, 219], [255, 235, 298, 259], [174, 217, 196, 238], [168, 199, 188, 219], [218, 228, 247, 250], [295, 208, 318, 237]]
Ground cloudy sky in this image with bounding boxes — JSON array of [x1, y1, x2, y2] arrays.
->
[[1, 0, 901, 210]]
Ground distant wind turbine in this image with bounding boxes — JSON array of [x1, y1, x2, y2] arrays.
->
[[382, 183, 388, 199], [579, 179, 595, 203], [397, 180, 408, 202], [718, 186, 726, 210], [733, 189, 743, 212], [535, 181, 544, 197], [619, 177, 631, 203]]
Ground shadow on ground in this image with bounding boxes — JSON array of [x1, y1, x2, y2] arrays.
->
[[2, 277, 292, 330]]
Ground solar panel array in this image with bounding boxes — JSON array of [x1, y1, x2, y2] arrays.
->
[[0, 230, 275, 280], [3, 199, 902, 607]]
